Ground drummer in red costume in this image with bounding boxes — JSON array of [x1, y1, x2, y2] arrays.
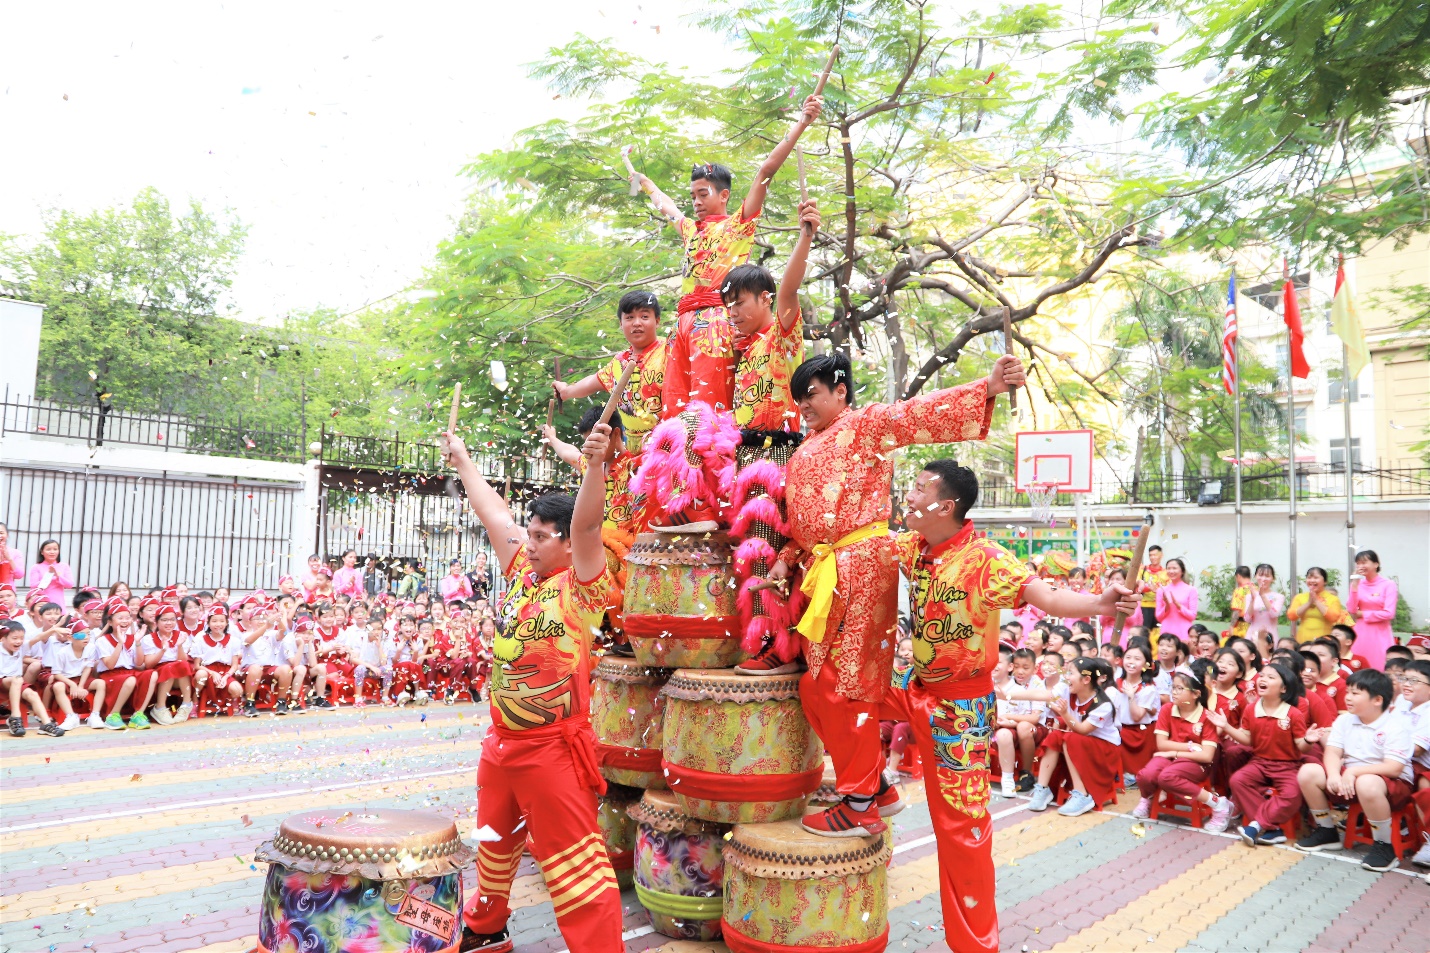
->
[[887, 458, 1138, 952], [769, 350, 1018, 837], [440, 422, 622, 953], [629, 95, 822, 417]]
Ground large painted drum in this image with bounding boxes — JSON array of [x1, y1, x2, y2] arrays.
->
[[661, 669, 823, 824], [254, 808, 474, 953], [597, 783, 643, 890], [624, 531, 743, 668], [629, 788, 731, 941], [721, 819, 891, 953], [590, 655, 671, 789]]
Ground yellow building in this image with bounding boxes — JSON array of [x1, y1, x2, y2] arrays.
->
[[1356, 230, 1430, 464]]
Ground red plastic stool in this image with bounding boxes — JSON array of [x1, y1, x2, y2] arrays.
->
[[1343, 801, 1423, 858], [1149, 781, 1214, 829]]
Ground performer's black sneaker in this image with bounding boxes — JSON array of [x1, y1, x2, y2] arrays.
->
[[608, 641, 636, 658], [458, 926, 513, 953]]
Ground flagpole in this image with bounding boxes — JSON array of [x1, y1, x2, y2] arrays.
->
[[1282, 259, 1299, 634], [1234, 331, 1243, 568], [1342, 340, 1356, 584]]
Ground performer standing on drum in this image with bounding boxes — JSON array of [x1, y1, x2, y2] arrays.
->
[[440, 423, 623, 953], [771, 351, 1020, 837], [888, 458, 1139, 952]]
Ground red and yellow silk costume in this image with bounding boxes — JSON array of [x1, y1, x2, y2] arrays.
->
[[596, 341, 666, 454], [883, 520, 1033, 952], [661, 212, 760, 417], [788, 379, 995, 809], [462, 551, 623, 953]]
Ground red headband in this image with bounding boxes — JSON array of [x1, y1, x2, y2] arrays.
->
[[156, 605, 178, 619], [104, 597, 131, 616]]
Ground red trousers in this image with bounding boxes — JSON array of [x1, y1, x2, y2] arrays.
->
[[1229, 758, 1303, 828], [1136, 757, 1209, 800], [800, 663, 881, 798], [883, 682, 998, 953], [463, 721, 623, 953]]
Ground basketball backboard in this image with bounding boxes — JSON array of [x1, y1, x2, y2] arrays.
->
[[1014, 429, 1094, 492]]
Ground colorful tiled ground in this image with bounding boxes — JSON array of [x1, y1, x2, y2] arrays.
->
[[2, 706, 1425, 952]]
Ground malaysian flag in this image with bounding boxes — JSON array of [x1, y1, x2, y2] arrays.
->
[[1221, 270, 1238, 396]]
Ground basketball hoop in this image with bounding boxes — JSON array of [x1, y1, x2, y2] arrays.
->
[[1027, 482, 1059, 524]]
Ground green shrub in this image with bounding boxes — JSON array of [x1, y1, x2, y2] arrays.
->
[[1198, 564, 1237, 622]]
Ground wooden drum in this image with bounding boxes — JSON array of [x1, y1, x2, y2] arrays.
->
[[597, 783, 642, 890], [624, 531, 743, 668], [254, 808, 474, 953], [590, 655, 671, 790], [661, 670, 823, 824], [629, 788, 731, 941], [722, 820, 891, 953]]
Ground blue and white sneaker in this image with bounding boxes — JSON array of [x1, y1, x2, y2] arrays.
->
[[1028, 784, 1054, 812], [1058, 791, 1096, 817]]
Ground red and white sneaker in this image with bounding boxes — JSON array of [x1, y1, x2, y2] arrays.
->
[[735, 643, 803, 677], [875, 784, 905, 818], [801, 801, 887, 838]]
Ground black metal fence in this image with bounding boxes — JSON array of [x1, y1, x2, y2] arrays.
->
[[0, 464, 300, 593], [1, 392, 305, 463]]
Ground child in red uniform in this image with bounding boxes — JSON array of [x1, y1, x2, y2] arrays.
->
[[2, 621, 65, 736], [1217, 660, 1313, 846], [1130, 671, 1233, 830], [92, 599, 157, 728], [441, 422, 622, 953], [1117, 644, 1160, 783], [1295, 668, 1415, 872], [192, 605, 243, 715], [140, 605, 195, 724], [1330, 623, 1371, 677], [1305, 641, 1348, 711], [1028, 657, 1123, 815]]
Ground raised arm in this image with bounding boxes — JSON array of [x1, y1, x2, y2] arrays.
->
[[777, 201, 819, 332], [553, 374, 604, 403], [439, 431, 525, 571], [863, 355, 1025, 451], [1024, 578, 1138, 624], [541, 424, 583, 467], [632, 175, 684, 223], [570, 425, 612, 583], [741, 95, 823, 221]]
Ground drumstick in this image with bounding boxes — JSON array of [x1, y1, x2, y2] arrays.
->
[[1002, 306, 1017, 411], [443, 382, 462, 465], [750, 579, 788, 594], [554, 357, 564, 412], [797, 147, 812, 236], [1112, 513, 1154, 634], [813, 45, 840, 97], [621, 146, 640, 196], [542, 398, 555, 457], [597, 359, 636, 428]]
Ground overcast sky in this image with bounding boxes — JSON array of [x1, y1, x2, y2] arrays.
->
[[0, 1, 730, 322]]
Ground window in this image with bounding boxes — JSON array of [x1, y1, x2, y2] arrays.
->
[[1328, 377, 1359, 402], [1329, 438, 1361, 469], [1292, 406, 1308, 437]]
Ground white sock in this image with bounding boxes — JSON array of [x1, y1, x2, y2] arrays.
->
[[1370, 818, 1392, 843], [1002, 773, 1015, 785]]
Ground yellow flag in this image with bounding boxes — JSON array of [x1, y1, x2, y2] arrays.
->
[[1330, 264, 1371, 379]]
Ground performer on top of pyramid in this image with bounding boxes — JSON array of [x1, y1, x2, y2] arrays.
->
[[768, 350, 1023, 837], [627, 95, 822, 419]]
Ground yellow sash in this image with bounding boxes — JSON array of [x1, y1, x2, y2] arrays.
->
[[796, 521, 890, 643]]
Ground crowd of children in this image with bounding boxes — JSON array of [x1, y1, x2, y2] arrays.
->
[[0, 571, 501, 735], [968, 588, 1430, 874]]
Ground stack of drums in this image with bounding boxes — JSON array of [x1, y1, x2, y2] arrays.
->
[[253, 808, 474, 953], [624, 531, 744, 668], [628, 788, 731, 940], [721, 819, 891, 953], [661, 669, 823, 824], [590, 656, 672, 790], [596, 783, 643, 890]]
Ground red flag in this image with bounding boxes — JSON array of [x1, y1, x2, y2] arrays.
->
[[1283, 273, 1310, 379]]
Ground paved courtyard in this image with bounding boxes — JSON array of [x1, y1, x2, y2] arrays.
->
[[2, 705, 1425, 953]]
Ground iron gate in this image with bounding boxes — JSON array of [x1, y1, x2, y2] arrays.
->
[[0, 464, 301, 593]]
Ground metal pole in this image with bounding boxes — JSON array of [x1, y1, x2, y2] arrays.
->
[[1282, 280, 1299, 629], [1233, 333, 1243, 568], [1342, 343, 1356, 584]]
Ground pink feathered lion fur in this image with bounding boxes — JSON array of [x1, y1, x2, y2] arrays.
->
[[629, 401, 739, 524], [729, 459, 801, 661]]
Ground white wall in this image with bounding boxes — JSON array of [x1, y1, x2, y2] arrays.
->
[[978, 497, 1430, 628], [0, 298, 43, 403]]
